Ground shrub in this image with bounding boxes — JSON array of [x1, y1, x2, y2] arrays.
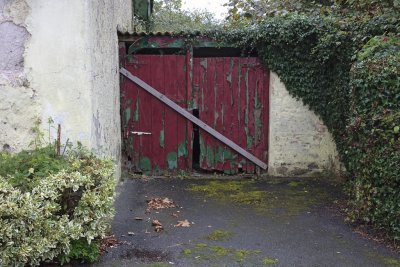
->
[[0, 146, 116, 266], [58, 238, 101, 264], [345, 36, 400, 238]]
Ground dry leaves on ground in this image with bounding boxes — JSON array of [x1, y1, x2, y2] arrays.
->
[[152, 219, 164, 232], [146, 197, 177, 213], [100, 235, 126, 254], [174, 219, 191, 227]]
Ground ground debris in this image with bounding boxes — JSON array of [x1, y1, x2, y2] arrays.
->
[[152, 219, 164, 232], [175, 219, 191, 227], [146, 197, 177, 213], [100, 235, 126, 254]]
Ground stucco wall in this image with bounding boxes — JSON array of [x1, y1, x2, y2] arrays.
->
[[268, 72, 341, 176], [87, 0, 132, 178], [0, 0, 132, 178], [0, 0, 37, 151]]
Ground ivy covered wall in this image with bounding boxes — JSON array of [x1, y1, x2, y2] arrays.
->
[[208, 13, 399, 240]]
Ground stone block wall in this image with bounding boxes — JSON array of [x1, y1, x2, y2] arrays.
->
[[268, 72, 342, 177]]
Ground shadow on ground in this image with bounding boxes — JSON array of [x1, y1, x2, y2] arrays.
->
[[92, 177, 400, 267]]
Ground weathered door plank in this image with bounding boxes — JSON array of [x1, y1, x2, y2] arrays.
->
[[120, 67, 268, 170]]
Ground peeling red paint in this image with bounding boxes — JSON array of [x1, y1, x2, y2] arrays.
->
[[122, 52, 269, 174]]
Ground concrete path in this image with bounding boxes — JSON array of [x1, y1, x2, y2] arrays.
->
[[95, 177, 400, 267]]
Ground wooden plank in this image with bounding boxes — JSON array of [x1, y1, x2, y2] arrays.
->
[[176, 56, 188, 170], [124, 57, 144, 170], [150, 55, 165, 174], [186, 49, 193, 170], [164, 55, 179, 172], [214, 58, 225, 171], [231, 57, 242, 173], [204, 58, 216, 169], [238, 58, 248, 171], [253, 60, 267, 162], [121, 67, 268, 170], [246, 57, 257, 173], [222, 57, 237, 174], [137, 55, 153, 173]]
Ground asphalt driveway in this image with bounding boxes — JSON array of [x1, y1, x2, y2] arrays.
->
[[94, 176, 400, 267]]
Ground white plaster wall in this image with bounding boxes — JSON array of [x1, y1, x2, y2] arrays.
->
[[86, 0, 133, 179], [268, 72, 341, 177], [0, 0, 38, 151], [25, 0, 92, 147], [0, 0, 132, 179]]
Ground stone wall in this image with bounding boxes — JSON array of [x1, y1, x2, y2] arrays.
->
[[268, 72, 342, 177], [0, 0, 133, 178]]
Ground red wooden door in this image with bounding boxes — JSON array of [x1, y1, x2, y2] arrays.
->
[[191, 57, 269, 174], [122, 55, 189, 174], [122, 54, 269, 174]]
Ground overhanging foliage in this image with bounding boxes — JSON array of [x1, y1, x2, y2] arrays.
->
[[201, 13, 399, 240]]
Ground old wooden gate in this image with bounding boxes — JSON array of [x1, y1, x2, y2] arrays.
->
[[121, 35, 269, 175]]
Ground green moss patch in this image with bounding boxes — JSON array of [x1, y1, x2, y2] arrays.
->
[[205, 230, 234, 241], [181, 243, 270, 264], [187, 180, 332, 216], [262, 257, 279, 265]]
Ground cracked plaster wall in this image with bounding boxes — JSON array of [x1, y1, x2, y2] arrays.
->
[[0, 0, 132, 179], [268, 72, 342, 177], [0, 0, 37, 152]]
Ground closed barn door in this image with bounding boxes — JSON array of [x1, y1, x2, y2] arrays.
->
[[122, 54, 269, 174], [122, 55, 190, 175], [191, 57, 269, 174]]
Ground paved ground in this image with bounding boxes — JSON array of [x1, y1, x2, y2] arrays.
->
[[94, 177, 400, 267]]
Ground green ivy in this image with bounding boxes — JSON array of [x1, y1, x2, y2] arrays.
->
[[345, 35, 400, 236], [202, 14, 399, 240]]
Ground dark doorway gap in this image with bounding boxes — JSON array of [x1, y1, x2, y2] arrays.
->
[[192, 109, 200, 170], [193, 47, 258, 58]]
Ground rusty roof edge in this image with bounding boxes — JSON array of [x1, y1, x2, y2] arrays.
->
[[118, 31, 203, 37], [119, 31, 236, 55]]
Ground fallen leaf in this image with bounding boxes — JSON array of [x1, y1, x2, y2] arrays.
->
[[171, 213, 179, 218], [152, 219, 164, 232], [100, 235, 125, 254], [146, 197, 177, 213], [152, 219, 162, 226], [174, 219, 191, 227]]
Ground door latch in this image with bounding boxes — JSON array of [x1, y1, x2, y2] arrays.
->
[[131, 131, 152, 136]]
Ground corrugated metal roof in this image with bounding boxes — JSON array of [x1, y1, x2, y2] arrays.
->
[[119, 31, 204, 37]]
